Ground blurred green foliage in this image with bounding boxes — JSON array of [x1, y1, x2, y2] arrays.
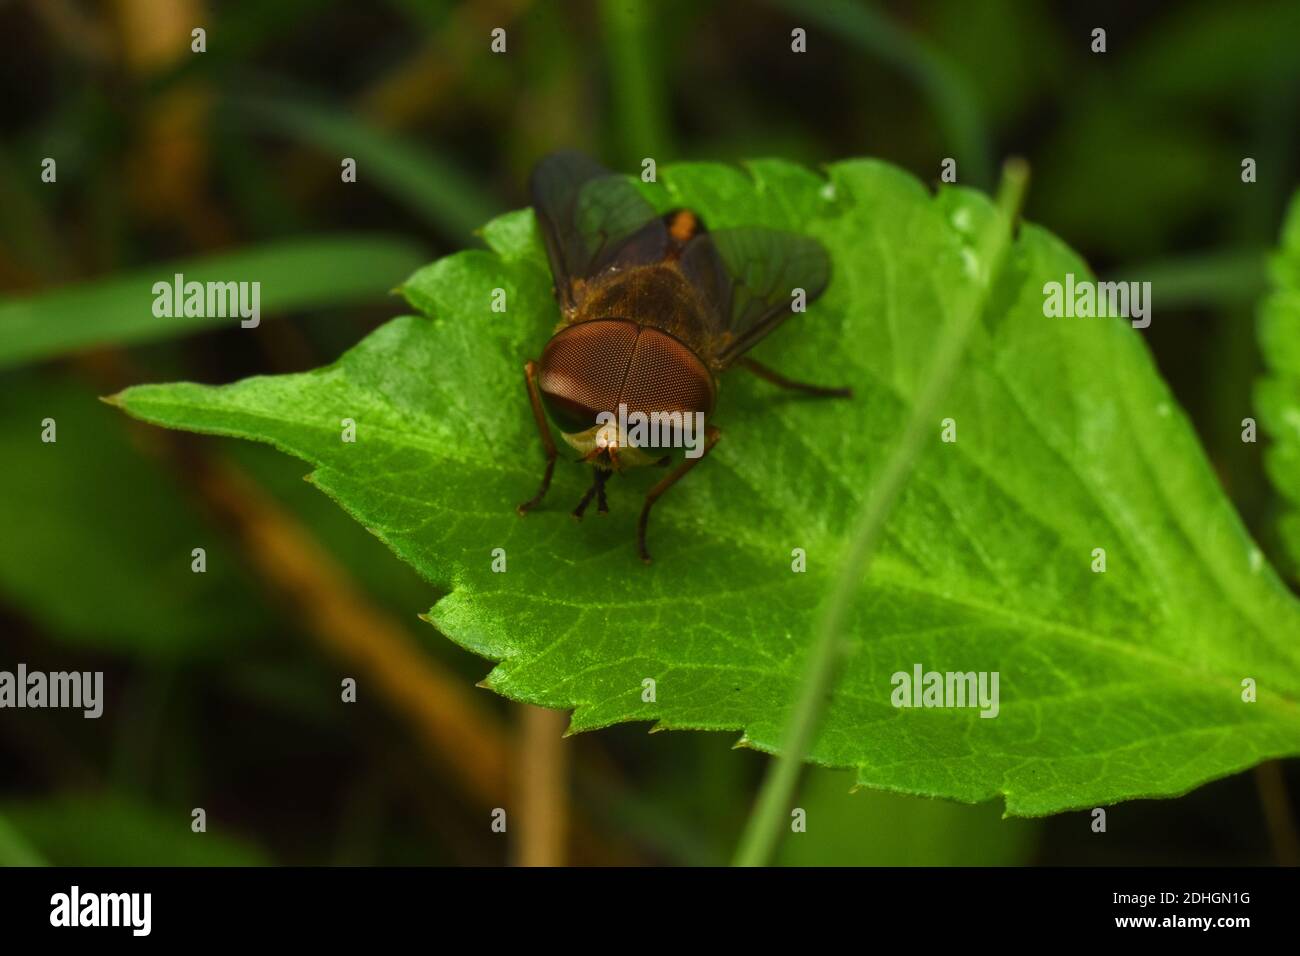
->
[[0, 0, 1296, 866], [0, 374, 266, 655], [1256, 193, 1300, 577], [0, 796, 267, 866]]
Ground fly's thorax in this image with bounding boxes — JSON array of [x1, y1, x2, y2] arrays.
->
[[579, 264, 705, 341]]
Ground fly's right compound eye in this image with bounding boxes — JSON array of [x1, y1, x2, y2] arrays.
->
[[536, 319, 640, 434]]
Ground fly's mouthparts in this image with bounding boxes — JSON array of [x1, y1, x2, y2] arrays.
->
[[593, 404, 708, 459]]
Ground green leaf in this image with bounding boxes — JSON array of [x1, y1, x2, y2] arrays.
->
[[112, 158, 1300, 815], [1256, 191, 1300, 573], [0, 233, 427, 369]]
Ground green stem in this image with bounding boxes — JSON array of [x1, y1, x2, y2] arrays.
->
[[600, 0, 673, 167], [731, 159, 1031, 868]]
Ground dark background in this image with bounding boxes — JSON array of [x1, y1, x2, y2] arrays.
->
[[0, 0, 1297, 865]]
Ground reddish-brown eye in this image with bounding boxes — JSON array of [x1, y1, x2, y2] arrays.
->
[[537, 319, 639, 433], [620, 328, 715, 422]]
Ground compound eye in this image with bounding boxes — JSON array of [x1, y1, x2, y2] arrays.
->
[[621, 328, 715, 422], [537, 320, 639, 434]]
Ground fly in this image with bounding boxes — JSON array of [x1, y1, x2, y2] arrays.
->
[[517, 151, 852, 562]]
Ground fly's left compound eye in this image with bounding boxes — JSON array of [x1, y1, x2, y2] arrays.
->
[[620, 328, 716, 451]]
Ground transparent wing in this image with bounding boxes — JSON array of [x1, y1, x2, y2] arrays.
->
[[678, 227, 831, 367], [530, 152, 667, 311]]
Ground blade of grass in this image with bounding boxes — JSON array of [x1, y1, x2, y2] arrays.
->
[[732, 158, 1031, 867], [234, 94, 500, 242], [1108, 248, 1269, 309], [0, 233, 427, 369], [770, 0, 992, 187]]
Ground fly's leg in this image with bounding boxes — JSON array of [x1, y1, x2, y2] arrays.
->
[[572, 467, 609, 520], [738, 356, 853, 399], [517, 360, 558, 515], [571, 484, 596, 520], [637, 425, 721, 564]]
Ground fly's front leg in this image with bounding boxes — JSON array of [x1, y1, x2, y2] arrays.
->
[[738, 356, 853, 398], [637, 425, 721, 564], [517, 360, 558, 515], [571, 467, 609, 520]]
